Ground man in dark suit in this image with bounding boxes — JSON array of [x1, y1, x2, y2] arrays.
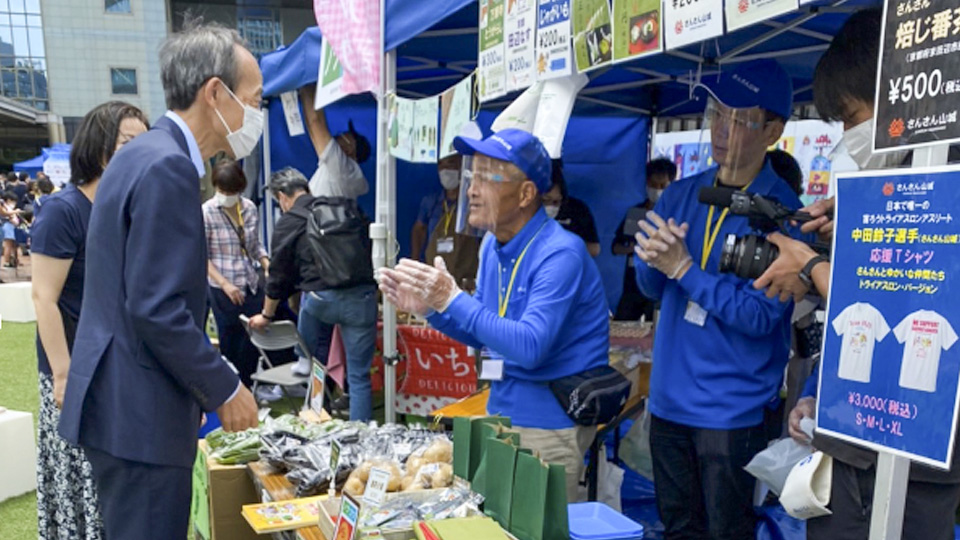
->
[[59, 24, 261, 539]]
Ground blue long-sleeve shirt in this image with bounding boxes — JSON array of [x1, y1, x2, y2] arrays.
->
[[635, 160, 806, 429], [427, 208, 610, 429]]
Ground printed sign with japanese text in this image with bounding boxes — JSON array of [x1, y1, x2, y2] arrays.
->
[[663, 0, 723, 50], [818, 167, 960, 468], [724, 0, 797, 32], [536, 0, 574, 80], [612, 0, 663, 62], [506, 0, 538, 91], [873, 0, 960, 152], [572, 0, 613, 72], [479, 0, 507, 101]]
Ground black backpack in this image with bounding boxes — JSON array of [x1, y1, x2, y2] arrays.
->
[[289, 196, 373, 289]]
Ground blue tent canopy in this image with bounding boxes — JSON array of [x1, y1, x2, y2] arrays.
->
[[13, 143, 71, 175]]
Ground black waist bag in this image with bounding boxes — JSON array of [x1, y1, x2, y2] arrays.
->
[[549, 365, 632, 426]]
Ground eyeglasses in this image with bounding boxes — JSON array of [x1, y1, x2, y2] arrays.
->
[[706, 103, 768, 131]]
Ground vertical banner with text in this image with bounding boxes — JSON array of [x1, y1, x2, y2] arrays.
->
[[612, 0, 663, 63], [818, 167, 960, 468], [536, 0, 574, 80], [663, 0, 724, 50], [387, 94, 416, 161], [572, 0, 614, 73], [873, 0, 960, 152], [479, 0, 508, 102], [412, 97, 440, 164], [506, 0, 538, 92]]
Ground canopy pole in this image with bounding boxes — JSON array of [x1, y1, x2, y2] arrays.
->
[[375, 0, 399, 424], [262, 105, 275, 250]]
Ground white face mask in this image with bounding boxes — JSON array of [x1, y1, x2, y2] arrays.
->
[[841, 118, 910, 171], [216, 192, 239, 207], [214, 83, 264, 160], [544, 204, 560, 219], [646, 187, 664, 204], [439, 169, 460, 190]]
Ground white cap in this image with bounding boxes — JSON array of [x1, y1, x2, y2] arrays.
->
[[780, 451, 834, 519]]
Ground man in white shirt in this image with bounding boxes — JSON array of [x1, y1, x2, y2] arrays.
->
[[299, 85, 370, 199]]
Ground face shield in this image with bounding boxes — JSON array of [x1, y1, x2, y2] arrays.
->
[[701, 97, 781, 184], [458, 153, 528, 238]]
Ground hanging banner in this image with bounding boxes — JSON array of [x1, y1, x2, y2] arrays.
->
[[572, 0, 614, 73], [612, 0, 663, 63], [315, 40, 346, 110], [533, 73, 590, 158], [818, 167, 960, 469], [724, 0, 797, 32], [664, 0, 724, 50], [279, 91, 305, 137], [505, 0, 538, 91], [313, 0, 380, 96], [479, 0, 507, 102], [873, 0, 960, 153], [536, 0, 574, 80], [412, 97, 440, 164], [397, 326, 477, 398], [440, 75, 475, 159], [387, 94, 416, 161]]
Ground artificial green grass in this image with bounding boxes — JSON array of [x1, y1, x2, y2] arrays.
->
[[0, 322, 39, 540]]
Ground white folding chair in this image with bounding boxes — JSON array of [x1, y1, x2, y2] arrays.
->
[[239, 315, 319, 406]]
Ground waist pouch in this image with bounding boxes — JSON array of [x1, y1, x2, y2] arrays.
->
[[549, 365, 631, 426]]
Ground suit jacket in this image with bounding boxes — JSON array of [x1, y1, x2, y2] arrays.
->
[[59, 116, 239, 469]]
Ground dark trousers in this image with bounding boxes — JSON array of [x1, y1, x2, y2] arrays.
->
[[650, 415, 767, 540], [807, 459, 960, 540], [210, 285, 264, 387], [85, 446, 192, 540], [614, 265, 656, 321]]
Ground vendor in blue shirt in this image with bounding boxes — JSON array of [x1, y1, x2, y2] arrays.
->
[[378, 129, 609, 503], [632, 59, 804, 539]]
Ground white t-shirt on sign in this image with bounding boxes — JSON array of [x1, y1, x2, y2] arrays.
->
[[894, 310, 958, 393], [832, 302, 891, 383], [309, 141, 369, 199]]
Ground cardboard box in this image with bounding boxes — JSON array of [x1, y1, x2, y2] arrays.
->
[[192, 440, 261, 540]]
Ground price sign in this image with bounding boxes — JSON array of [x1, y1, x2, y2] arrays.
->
[[333, 492, 361, 540], [362, 467, 391, 507], [874, 0, 960, 152], [330, 439, 341, 472]]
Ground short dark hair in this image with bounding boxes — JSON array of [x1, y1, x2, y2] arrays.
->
[[813, 8, 882, 122], [344, 120, 371, 164], [646, 158, 677, 180], [549, 158, 568, 199], [37, 177, 54, 194], [268, 167, 310, 197], [6, 172, 17, 183], [768, 149, 803, 196], [211, 159, 248, 194], [1, 190, 17, 202], [16, 171, 28, 182], [69, 101, 149, 186]]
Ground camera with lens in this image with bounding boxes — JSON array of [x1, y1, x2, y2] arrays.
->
[[698, 186, 829, 280]]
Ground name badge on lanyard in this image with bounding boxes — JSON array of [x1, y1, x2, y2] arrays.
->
[[437, 236, 454, 254]]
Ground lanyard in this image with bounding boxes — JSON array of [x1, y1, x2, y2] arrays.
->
[[221, 203, 249, 259], [442, 200, 454, 236], [497, 221, 548, 318], [700, 180, 753, 270]]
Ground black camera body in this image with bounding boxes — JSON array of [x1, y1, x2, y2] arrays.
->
[[698, 186, 827, 280]]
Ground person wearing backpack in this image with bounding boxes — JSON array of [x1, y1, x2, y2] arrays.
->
[[249, 167, 377, 421]]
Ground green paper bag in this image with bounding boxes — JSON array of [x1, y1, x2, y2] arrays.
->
[[473, 424, 521, 498], [543, 463, 570, 540], [483, 437, 519, 529], [452, 416, 512, 481], [508, 452, 550, 540]]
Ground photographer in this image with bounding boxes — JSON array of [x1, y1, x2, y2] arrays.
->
[[633, 59, 807, 539], [754, 8, 960, 540]]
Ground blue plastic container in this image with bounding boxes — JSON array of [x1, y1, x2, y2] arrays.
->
[[569, 502, 645, 540]]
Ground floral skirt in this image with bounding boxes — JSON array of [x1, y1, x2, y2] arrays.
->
[[36, 372, 103, 540]]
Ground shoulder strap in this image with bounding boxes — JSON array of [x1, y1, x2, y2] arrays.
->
[[286, 205, 312, 220]]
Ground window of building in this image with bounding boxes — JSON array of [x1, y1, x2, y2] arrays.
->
[[110, 68, 137, 95], [0, 0, 47, 110], [237, 7, 281, 58], [105, 0, 131, 14]]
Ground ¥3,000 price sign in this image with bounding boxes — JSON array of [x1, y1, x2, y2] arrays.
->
[[874, 0, 960, 152]]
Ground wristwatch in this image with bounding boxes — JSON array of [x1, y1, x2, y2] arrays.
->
[[798, 255, 830, 289]]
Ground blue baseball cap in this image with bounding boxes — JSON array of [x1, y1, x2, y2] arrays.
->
[[453, 128, 553, 193], [695, 59, 793, 120]]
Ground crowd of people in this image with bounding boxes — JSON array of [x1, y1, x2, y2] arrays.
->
[[12, 6, 956, 540]]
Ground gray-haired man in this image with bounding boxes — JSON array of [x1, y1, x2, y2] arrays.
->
[[58, 23, 261, 539]]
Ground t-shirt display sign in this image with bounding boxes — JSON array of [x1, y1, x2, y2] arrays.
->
[[663, 0, 724, 50], [536, 0, 574, 80], [724, 0, 797, 32], [818, 167, 960, 468], [872, 0, 960, 152], [832, 302, 891, 384], [478, 0, 507, 102]]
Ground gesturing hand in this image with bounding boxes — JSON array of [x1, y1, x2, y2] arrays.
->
[[379, 257, 462, 314], [634, 211, 692, 279]]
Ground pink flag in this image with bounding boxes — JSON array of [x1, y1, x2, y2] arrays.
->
[[313, 0, 381, 96]]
